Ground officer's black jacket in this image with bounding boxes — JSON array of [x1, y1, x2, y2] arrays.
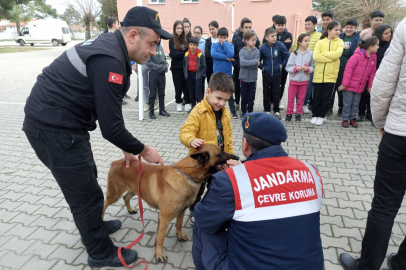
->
[[24, 30, 145, 155]]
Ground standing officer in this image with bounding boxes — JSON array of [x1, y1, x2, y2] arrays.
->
[[192, 112, 324, 269], [22, 7, 172, 268]]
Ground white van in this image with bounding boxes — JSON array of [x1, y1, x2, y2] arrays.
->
[[15, 19, 72, 46]]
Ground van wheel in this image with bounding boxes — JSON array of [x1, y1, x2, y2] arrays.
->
[[19, 40, 25, 46], [52, 39, 59, 46], [30, 43, 34, 46], [61, 43, 67, 46]]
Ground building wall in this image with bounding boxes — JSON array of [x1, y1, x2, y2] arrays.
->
[[117, 0, 312, 54]]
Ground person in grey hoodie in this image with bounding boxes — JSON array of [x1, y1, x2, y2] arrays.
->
[[239, 31, 260, 118], [284, 33, 314, 122], [144, 41, 170, 119]]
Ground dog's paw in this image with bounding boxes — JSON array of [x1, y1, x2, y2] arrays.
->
[[155, 253, 168, 263], [176, 232, 188, 242], [128, 207, 138, 215]]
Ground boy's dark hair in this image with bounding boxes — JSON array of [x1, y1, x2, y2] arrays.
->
[[240, 17, 252, 29], [294, 33, 310, 55], [358, 36, 379, 49], [217, 27, 229, 37], [320, 21, 341, 39], [305, 15, 318, 25], [208, 72, 235, 95], [244, 31, 256, 43], [209, 21, 219, 28], [371, 10, 385, 19], [243, 131, 274, 151], [274, 15, 287, 25], [262, 27, 277, 44], [322, 11, 334, 19], [107, 17, 117, 28], [373, 24, 392, 42], [345, 18, 358, 27], [272, 14, 280, 22], [189, 36, 199, 45]]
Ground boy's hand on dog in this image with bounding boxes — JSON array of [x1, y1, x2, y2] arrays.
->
[[139, 146, 165, 166], [191, 139, 205, 148], [227, 159, 242, 167]]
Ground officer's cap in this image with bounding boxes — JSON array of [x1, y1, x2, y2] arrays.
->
[[121, 6, 173, 40], [242, 113, 287, 145]]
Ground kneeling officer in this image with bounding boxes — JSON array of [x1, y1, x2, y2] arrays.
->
[[192, 112, 324, 270]]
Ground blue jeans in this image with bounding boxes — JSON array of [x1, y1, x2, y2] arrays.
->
[[304, 73, 314, 106]]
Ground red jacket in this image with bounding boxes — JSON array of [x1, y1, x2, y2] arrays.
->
[[341, 47, 377, 94]]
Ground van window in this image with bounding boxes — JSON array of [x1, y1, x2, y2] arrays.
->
[[62, 27, 70, 34], [20, 27, 29, 36]]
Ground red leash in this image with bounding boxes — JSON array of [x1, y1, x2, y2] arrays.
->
[[118, 155, 147, 269]]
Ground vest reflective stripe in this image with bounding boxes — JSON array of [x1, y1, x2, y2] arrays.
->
[[227, 157, 323, 222], [66, 46, 88, 77]]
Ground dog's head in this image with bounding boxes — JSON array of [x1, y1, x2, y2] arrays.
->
[[190, 145, 240, 174]]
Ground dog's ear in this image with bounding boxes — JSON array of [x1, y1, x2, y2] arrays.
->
[[190, 151, 210, 165]]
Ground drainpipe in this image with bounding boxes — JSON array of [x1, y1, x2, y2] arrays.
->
[[137, 0, 144, 120]]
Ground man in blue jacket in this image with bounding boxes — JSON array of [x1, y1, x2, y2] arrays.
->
[[259, 27, 290, 119], [192, 112, 324, 270]]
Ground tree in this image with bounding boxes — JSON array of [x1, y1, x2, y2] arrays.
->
[[60, 4, 82, 26], [97, 0, 117, 30], [67, 0, 101, 40], [312, 0, 336, 12]]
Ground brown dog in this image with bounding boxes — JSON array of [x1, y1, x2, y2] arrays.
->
[[102, 145, 239, 263]]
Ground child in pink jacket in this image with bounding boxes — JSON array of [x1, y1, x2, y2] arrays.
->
[[338, 37, 379, 128]]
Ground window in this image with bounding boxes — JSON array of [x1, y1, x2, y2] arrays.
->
[[182, 0, 199, 3], [19, 27, 29, 36], [62, 27, 70, 34], [150, 0, 165, 3]]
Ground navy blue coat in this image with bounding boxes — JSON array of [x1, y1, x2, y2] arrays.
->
[[339, 32, 362, 55], [258, 41, 290, 77]]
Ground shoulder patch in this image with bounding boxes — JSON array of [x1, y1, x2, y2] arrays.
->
[[108, 72, 123, 84], [185, 52, 189, 57]]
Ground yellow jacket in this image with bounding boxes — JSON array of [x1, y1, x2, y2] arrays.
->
[[313, 37, 344, 83], [292, 30, 322, 52], [180, 97, 234, 155]]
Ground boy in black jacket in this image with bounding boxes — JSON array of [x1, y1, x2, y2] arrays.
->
[[232, 17, 260, 110]]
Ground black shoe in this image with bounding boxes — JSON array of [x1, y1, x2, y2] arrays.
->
[[81, 219, 122, 245], [88, 246, 138, 268], [231, 112, 238, 119], [337, 109, 342, 117], [365, 114, 372, 121], [326, 109, 333, 116], [124, 94, 131, 99], [295, 114, 301, 122], [149, 112, 156, 119], [135, 96, 139, 102], [387, 253, 396, 270], [159, 110, 170, 117], [339, 253, 360, 270], [240, 112, 246, 118], [356, 115, 365, 122], [285, 114, 292, 122]]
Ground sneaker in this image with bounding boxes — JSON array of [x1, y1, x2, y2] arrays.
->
[[231, 112, 238, 119], [285, 114, 292, 122], [240, 112, 246, 118], [189, 211, 195, 225], [356, 115, 365, 122], [88, 246, 138, 268], [149, 112, 156, 119], [337, 108, 342, 117], [339, 253, 360, 270], [326, 109, 333, 116], [295, 114, 301, 122], [144, 104, 149, 112], [177, 103, 182, 112], [159, 110, 170, 117], [274, 112, 281, 120], [235, 103, 240, 111], [316, 117, 325, 126], [279, 104, 284, 110], [342, 120, 349, 128], [185, 104, 192, 112], [134, 96, 139, 102], [310, 117, 318, 125], [350, 118, 358, 128], [303, 105, 310, 114], [387, 253, 396, 270], [124, 94, 131, 99]]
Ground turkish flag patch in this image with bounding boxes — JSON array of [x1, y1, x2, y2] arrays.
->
[[108, 72, 123, 84]]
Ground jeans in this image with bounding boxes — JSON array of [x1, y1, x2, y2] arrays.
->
[[280, 68, 289, 101], [287, 83, 308, 115], [304, 73, 314, 106], [329, 69, 344, 111], [233, 67, 241, 104], [263, 75, 281, 113], [342, 90, 361, 121], [149, 72, 166, 113], [360, 133, 406, 270], [22, 122, 114, 260], [187, 71, 203, 108], [240, 81, 256, 113], [172, 69, 190, 104], [358, 86, 371, 117], [312, 83, 335, 118]]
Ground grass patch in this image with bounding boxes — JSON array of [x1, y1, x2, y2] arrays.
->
[[0, 46, 49, 54]]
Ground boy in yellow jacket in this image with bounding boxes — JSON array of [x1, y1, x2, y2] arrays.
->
[[179, 72, 235, 224]]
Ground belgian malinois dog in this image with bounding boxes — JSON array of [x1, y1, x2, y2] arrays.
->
[[102, 145, 239, 263]]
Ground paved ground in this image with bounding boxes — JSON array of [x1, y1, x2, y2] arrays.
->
[[0, 41, 405, 270]]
